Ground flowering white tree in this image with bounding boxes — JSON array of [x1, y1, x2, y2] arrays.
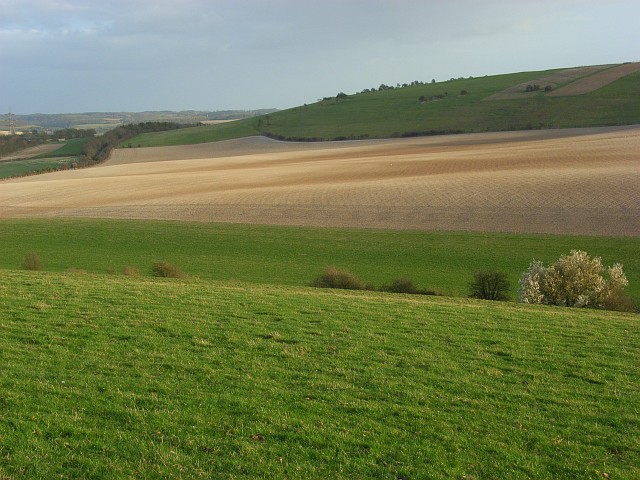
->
[[519, 250, 631, 311]]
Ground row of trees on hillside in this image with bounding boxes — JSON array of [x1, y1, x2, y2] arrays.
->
[[79, 122, 189, 166], [0, 129, 93, 158]]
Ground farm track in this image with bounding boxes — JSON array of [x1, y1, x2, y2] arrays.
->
[[1, 126, 639, 236]]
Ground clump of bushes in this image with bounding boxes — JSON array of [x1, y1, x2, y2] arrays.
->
[[519, 250, 633, 312], [23, 251, 42, 271], [310, 266, 367, 290], [380, 277, 437, 296], [151, 261, 184, 279], [311, 268, 438, 295], [469, 270, 511, 301]]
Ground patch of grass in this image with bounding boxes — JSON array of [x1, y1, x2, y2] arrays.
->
[[125, 64, 640, 146], [0, 156, 77, 179], [0, 218, 638, 303], [0, 270, 637, 478], [34, 137, 91, 158]]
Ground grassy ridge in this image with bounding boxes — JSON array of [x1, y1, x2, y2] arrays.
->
[[1, 218, 638, 302], [0, 270, 638, 478], [126, 66, 640, 147]]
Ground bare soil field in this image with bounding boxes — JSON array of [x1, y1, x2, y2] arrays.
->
[[1, 126, 639, 236], [546, 62, 640, 96]]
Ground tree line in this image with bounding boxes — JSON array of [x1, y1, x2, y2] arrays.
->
[[0, 128, 97, 159], [79, 122, 189, 166]]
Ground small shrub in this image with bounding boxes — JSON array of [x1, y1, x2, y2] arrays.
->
[[310, 266, 366, 290], [151, 261, 183, 278], [122, 266, 140, 277], [380, 277, 437, 295], [469, 271, 510, 301], [23, 251, 42, 271], [381, 277, 419, 294]]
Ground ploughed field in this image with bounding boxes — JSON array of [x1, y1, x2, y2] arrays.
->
[[1, 126, 639, 236]]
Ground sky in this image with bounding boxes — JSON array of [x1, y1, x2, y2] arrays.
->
[[1, 0, 639, 114]]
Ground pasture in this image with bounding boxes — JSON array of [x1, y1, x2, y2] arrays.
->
[[0, 270, 638, 479], [0, 218, 638, 302]]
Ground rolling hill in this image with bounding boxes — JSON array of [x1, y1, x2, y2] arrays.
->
[[0, 269, 638, 479], [1, 62, 639, 479], [125, 62, 640, 147]]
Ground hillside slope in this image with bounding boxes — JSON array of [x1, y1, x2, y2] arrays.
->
[[126, 63, 640, 147], [5, 126, 640, 237], [1, 270, 638, 479]]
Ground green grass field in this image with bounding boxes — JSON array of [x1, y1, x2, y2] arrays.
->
[[35, 137, 90, 158], [0, 138, 90, 179], [0, 156, 77, 180], [1, 218, 638, 302], [3, 62, 640, 477], [125, 65, 640, 147], [0, 270, 638, 478]]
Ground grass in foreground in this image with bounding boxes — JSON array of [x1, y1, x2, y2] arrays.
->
[[0, 270, 638, 478], [0, 218, 638, 303]]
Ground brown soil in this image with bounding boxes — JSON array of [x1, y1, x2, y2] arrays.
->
[[1, 126, 639, 236], [546, 63, 640, 96], [484, 65, 610, 100]]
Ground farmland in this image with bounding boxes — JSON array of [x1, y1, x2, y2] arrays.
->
[[2, 125, 639, 237], [1, 218, 639, 302], [1, 62, 639, 478]]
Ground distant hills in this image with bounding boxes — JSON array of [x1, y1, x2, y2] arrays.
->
[[0, 109, 277, 134]]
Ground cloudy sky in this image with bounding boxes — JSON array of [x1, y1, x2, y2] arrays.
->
[[1, 0, 639, 114]]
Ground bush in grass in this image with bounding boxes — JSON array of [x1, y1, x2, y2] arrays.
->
[[380, 277, 438, 295], [310, 266, 366, 290], [381, 277, 419, 294], [151, 261, 183, 278], [122, 265, 140, 277], [23, 251, 42, 271], [469, 270, 510, 301], [519, 250, 633, 311]]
